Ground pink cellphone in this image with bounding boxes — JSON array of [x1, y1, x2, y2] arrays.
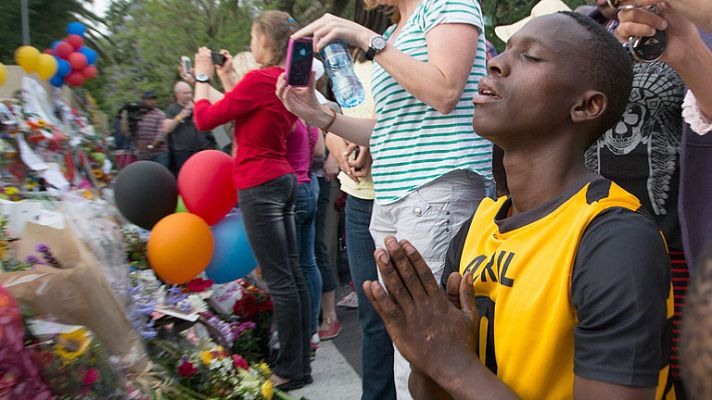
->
[[285, 37, 314, 87]]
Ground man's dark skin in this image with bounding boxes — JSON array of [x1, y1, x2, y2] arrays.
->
[[363, 14, 657, 400]]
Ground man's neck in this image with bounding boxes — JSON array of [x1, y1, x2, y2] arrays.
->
[[502, 140, 591, 215]]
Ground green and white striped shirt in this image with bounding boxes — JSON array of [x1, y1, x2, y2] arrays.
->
[[370, 0, 491, 204]]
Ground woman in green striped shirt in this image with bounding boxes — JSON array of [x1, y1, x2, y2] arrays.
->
[[277, 1, 491, 398]]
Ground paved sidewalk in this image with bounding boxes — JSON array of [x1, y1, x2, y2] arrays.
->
[[289, 340, 362, 400]]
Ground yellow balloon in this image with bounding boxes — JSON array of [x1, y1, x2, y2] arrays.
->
[[35, 54, 58, 80], [0, 63, 6, 86], [15, 46, 40, 73]]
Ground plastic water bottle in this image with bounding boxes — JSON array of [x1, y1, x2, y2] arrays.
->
[[320, 41, 365, 108]]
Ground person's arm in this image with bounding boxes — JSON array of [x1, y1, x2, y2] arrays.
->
[[216, 49, 238, 92], [292, 1, 482, 114], [276, 74, 375, 146], [616, 4, 712, 121], [570, 207, 671, 400], [313, 128, 326, 160], [163, 103, 193, 135], [632, 0, 712, 32]]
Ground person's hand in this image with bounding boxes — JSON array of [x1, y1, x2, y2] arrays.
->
[[629, 0, 712, 32], [292, 13, 375, 52], [178, 101, 194, 120], [363, 237, 479, 379], [215, 49, 234, 77], [349, 145, 372, 176], [275, 72, 324, 124], [178, 64, 195, 85], [323, 153, 340, 181], [194, 47, 214, 78], [334, 142, 360, 183], [616, 2, 700, 67]]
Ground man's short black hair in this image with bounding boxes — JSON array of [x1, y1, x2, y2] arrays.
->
[[559, 11, 633, 142]]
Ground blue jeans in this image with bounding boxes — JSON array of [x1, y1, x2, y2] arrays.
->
[[315, 176, 338, 292], [238, 174, 311, 380], [346, 195, 396, 400], [295, 176, 322, 336]]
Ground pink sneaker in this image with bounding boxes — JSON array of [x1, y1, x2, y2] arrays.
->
[[337, 291, 358, 309], [318, 319, 342, 340]]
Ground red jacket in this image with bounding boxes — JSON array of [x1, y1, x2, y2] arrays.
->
[[194, 66, 296, 190]]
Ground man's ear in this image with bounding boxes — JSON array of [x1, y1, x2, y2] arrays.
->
[[571, 90, 607, 123]]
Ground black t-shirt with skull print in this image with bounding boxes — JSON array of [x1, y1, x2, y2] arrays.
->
[[585, 61, 686, 249]]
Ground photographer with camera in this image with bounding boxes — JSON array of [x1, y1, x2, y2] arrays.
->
[[162, 81, 215, 175], [132, 91, 168, 167]]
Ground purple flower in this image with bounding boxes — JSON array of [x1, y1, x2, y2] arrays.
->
[[25, 255, 41, 265], [35, 243, 49, 253]]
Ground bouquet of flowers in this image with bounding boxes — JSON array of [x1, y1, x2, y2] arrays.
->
[[231, 279, 273, 361], [25, 321, 130, 399]]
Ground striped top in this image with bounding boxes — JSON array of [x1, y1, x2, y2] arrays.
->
[[370, 0, 491, 204]]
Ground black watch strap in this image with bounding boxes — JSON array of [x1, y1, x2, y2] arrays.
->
[[365, 47, 377, 61]]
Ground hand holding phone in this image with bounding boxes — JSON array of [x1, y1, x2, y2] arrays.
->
[[211, 52, 227, 67], [181, 56, 192, 76], [285, 37, 314, 87]]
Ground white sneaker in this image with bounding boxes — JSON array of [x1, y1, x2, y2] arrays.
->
[[337, 291, 359, 309]]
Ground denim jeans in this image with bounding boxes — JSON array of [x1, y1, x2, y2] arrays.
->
[[238, 174, 311, 380], [295, 175, 322, 336], [315, 176, 338, 292], [346, 195, 396, 400]]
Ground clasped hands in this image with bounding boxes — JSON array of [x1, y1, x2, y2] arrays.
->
[[364, 236, 480, 383]]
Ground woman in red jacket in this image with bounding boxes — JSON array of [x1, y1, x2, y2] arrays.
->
[[192, 11, 311, 391]]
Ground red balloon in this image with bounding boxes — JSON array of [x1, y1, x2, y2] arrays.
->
[[68, 52, 87, 70], [81, 65, 97, 79], [65, 71, 85, 87], [55, 41, 73, 59], [178, 150, 237, 226], [43, 48, 54, 55], [65, 34, 84, 50]]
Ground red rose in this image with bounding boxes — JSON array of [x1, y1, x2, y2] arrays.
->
[[233, 293, 258, 321], [258, 298, 273, 313], [178, 360, 198, 377], [83, 368, 100, 386], [232, 354, 249, 371], [186, 278, 214, 293]]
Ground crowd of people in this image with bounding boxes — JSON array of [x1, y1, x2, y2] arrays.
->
[[117, 0, 712, 398]]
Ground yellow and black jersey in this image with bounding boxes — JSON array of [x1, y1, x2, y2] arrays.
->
[[442, 175, 675, 400]]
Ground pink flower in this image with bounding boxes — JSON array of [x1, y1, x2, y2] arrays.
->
[[83, 368, 100, 386], [178, 360, 198, 377], [232, 354, 249, 370]]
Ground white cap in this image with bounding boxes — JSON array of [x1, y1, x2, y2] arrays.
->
[[494, 0, 571, 43]]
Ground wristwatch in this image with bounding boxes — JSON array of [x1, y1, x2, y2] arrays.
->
[[365, 35, 387, 61], [195, 73, 210, 83]]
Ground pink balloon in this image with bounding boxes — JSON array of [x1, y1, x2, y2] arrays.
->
[[65, 34, 84, 50], [55, 41, 73, 59], [65, 71, 85, 87], [81, 65, 97, 79], [178, 150, 237, 226], [68, 52, 87, 70]]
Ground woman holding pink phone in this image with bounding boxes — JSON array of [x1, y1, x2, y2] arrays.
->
[[192, 10, 312, 391]]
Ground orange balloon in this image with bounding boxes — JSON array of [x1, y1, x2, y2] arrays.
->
[[147, 213, 214, 284]]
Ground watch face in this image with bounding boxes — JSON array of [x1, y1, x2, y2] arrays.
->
[[371, 36, 387, 51], [196, 73, 210, 82]]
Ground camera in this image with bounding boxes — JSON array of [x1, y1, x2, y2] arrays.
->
[[211, 52, 227, 67], [119, 102, 150, 136]]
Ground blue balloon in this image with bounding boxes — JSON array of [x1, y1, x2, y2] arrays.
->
[[204, 210, 257, 284], [51, 40, 61, 49], [49, 74, 64, 87], [55, 58, 71, 77], [79, 47, 98, 65], [67, 22, 86, 37]]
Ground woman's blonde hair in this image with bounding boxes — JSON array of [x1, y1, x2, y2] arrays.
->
[[232, 51, 259, 82], [253, 10, 298, 67], [362, 0, 400, 24]]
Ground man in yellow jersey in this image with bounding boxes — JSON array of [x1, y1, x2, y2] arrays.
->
[[363, 11, 675, 400]]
